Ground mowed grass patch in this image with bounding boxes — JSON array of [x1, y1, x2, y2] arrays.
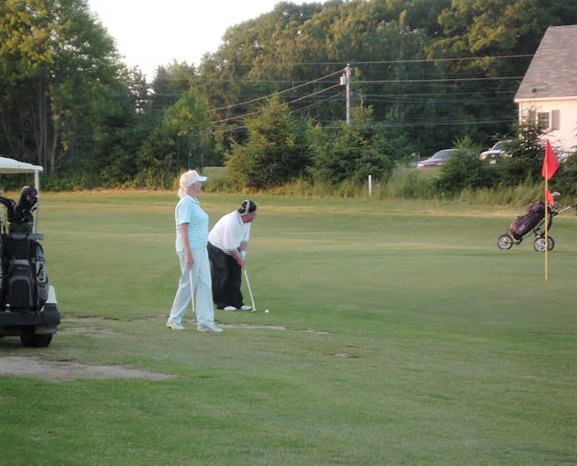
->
[[1, 192, 575, 466]]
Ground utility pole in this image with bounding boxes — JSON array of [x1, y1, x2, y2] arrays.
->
[[198, 129, 204, 171], [340, 63, 351, 125]]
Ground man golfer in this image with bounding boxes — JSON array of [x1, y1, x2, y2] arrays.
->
[[208, 200, 257, 310]]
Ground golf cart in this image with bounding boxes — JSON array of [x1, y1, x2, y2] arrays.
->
[[0, 157, 60, 347]]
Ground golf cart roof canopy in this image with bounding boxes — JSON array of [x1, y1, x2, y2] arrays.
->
[[0, 157, 43, 174]]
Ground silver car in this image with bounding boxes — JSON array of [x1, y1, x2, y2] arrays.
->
[[480, 140, 513, 162]]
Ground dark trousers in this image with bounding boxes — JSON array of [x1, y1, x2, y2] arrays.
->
[[207, 242, 244, 309]]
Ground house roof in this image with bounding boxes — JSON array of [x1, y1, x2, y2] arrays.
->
[[515, 25, 577, 101]]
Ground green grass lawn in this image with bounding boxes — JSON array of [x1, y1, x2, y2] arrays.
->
[[1, 192, 576, 465]]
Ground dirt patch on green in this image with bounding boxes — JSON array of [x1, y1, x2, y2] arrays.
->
[[0, 356, 176, 382]]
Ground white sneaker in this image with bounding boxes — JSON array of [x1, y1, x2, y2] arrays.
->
[[240, 305, 253, 311], [197, 324, 223, 333], [223, 306, 237, 311], [166, 321, 185, 330]]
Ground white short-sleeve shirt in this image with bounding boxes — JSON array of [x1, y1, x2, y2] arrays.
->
[[208, 210, 251, 253]]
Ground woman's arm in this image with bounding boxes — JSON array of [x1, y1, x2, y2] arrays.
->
[[180, 223, 193, 269]]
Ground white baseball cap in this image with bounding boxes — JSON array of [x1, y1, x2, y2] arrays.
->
[[178, 170, 207, 197]]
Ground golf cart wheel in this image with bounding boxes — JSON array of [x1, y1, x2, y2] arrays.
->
[[498, 234, 514, 250], [533, 236, 555, 252], [20, 333, 52, 348]]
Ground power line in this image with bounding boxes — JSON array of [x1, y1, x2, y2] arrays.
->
[[350, 54, 533, 65], [208, 68, 345, 114], [203, 55, 529, 127], [194, 74, 524, 86], [293, 94, 342, 113], [210, 83, 342, 124], [356, 76, 523, 84], [194, 54, 533, 69], [381, 118, 517, 128], [286, 83, 342, 105]]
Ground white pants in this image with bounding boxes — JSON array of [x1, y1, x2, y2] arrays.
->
[[168, 247, 215, 327]]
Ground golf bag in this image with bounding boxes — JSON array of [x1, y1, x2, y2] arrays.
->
[[508, 201, 547, 241], [0, 187, 48, 311]]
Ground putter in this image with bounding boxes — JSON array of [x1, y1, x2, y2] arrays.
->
[[189, 267, 195, 315], [243, 268, 257, 312]]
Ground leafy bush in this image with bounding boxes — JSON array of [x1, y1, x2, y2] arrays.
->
[[435, 151, 498, 193], [41, 173, 99, 191], [433, 137, 494, 193]]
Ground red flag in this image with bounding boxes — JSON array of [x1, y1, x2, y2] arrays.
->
[[545, 189, 555, 206], [542, 140, 559, 179]]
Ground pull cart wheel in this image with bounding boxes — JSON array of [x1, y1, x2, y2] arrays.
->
[[533, 235, 555, 252], [498, 234, 514, 250]]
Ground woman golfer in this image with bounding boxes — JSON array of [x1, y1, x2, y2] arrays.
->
[[166, 170, 222, 333]]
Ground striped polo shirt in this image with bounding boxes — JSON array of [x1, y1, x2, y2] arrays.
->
[[174, 195, 209, 252]]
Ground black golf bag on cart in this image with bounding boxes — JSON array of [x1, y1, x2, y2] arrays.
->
[[508, 201, 547, 241], [0, 187, 49, 312], [498, 198, 577, 252]]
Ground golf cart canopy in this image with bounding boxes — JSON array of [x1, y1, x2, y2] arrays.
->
[[0, 157, 43, 174], [0, 157, 43, 191]]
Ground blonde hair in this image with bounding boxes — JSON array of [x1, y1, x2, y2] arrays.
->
[[177, 170, 204, 198]]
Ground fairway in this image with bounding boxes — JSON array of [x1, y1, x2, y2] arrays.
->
[[1, 192, 576, 466]]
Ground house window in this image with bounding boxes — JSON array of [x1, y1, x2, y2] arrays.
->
[[537, 112, 550, 130], [526, 110, 559, 130]]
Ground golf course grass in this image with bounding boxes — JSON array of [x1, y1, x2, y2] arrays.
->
[[1, 192, 575, 465]]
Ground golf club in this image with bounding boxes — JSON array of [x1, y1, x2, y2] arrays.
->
[[243, 268, 257, 312], [189, 266, 195, 315]]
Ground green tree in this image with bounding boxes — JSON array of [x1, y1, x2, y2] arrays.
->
[[96, 68, 151, 187], [165, 90, 210, 170], [149, 62, 197, 114], [225, 95, 312, 189], [422, 0, 563, 148], [0, 0, 126, 176], [497, 122, 545, 186], [309, 105, 394, 184]]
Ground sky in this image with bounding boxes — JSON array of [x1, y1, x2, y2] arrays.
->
[[87, 0, 301, 79]]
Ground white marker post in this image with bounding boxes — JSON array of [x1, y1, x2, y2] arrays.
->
[[368, 175, 372, 197]]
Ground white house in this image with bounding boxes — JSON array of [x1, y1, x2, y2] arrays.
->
[[515, 24, 577, 154]]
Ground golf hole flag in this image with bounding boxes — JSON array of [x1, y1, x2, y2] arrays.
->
[[542, 140, 559, 180], [541, 140, 559, 281]]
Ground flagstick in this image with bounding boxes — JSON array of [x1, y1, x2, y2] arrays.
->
[[544, 172, 549, 281]]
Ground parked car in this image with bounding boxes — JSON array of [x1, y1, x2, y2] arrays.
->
[[480, 140, 513, 163], [417, 149, 458, 168]]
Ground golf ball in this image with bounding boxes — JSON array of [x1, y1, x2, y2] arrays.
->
[[265, 309, 269, 313]]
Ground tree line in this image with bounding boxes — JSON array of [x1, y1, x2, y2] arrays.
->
[[0, 0, 576, 193]]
